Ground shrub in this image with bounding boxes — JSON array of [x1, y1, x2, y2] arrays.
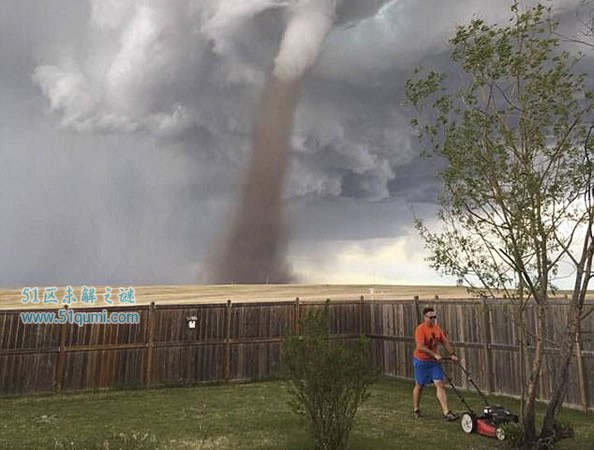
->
[[503, 419, 575, 450], [501, 422, 524, 448], [281, 302, 379, 450], [552, 419, 574, 442]]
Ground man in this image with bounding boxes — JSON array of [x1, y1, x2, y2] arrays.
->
[[412, 307, 458, 420]]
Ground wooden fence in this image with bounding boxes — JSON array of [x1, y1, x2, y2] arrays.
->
[[0, 298, 592, 411], [366, 298, 594, 412]]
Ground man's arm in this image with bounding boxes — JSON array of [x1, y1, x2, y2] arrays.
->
[[415, 342, 441, 360]]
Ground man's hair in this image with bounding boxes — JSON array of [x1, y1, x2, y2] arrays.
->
[[422, 307, 434, 316]]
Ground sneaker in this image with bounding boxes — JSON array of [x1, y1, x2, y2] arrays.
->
[[413, 409, 422, 419], [443, 411, 458, 421]]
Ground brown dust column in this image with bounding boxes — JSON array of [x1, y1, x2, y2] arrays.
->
[[214, 75, 303, 283]]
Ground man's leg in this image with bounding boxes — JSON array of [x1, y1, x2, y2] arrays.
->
[[434, 380, 457, 420], [434, 380, 449, 414], [413, 383, 423, 411], [412, 358, 424, 416]]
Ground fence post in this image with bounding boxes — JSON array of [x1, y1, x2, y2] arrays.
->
[[54, 304, 68, 393], [144, 302, 156, 386], [224, 300, 232, 382], [294, 297, 300, 336], [482, 298, 494, 394], [359, 295, 365, 337], [457, 304, 468, 390], [413, 296, 420, 322], [575, 322, 590, 412]]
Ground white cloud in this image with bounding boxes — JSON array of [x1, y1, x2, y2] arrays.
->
[[33, 65, 97, 126], [291, 226, 456, 286]]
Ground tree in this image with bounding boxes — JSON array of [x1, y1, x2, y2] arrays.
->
[[281, 303, 378, 450], [405, 2, 593, 447], [553, 1, 593, 50], [576, 0, 594, 47]]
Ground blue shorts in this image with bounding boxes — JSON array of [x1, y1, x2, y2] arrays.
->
[[413, 357, 445, 386]]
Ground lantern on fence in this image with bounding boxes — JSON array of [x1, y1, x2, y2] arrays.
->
[[186, 315, 198, 330]]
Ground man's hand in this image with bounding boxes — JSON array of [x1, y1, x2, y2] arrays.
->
[[450, 354, 459, 362], [434, 354, 442, 361]]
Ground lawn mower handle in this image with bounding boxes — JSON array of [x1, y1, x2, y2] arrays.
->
[[439, 357, 491, 407]]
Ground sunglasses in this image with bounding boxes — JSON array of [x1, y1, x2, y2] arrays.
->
[[426, 315, 437, 319]]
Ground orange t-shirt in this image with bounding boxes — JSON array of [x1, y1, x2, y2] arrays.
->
[[413, 322, 446, 361]]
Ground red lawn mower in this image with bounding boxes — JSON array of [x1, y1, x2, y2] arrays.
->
[[442, 358, 519, 441]]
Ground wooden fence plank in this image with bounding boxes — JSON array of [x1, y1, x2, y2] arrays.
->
[[145, 301, 156, 386], [576, 322, 589, 412], [54, 305, 68, 393], [224, 300, 231, 382], [482, 298, 494, 394]]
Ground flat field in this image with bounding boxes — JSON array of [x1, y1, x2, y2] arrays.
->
[[1, 284, 591, 310], [0, 284, 479, 310]]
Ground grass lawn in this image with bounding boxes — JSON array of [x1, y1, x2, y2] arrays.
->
[[0, 377, 592, 449]]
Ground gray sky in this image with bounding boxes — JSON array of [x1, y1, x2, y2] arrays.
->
[[0, 0, 588, 288]]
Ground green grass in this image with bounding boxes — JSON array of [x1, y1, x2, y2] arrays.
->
[[0, 377, 592, 449]]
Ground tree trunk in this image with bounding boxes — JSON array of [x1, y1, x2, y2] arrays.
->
[[540, 240, 593, 440], [517, 305, 527, 421], [539, 304, 581, 439], [516, 277, 528, 421], [522, 302, 546, 444]]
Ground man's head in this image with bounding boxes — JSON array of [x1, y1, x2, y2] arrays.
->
[[422, 307, 437, 325]]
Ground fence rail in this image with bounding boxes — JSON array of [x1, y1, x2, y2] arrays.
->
[[0, 297, 592, 411]]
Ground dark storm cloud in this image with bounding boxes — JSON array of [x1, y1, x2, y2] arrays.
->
[[0, 0, 589, 286], [0, 1, 241, 285]]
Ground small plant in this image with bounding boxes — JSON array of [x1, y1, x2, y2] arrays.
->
[[52, 431, 160, 450], [501, 422, 524, 448], [552, 419, 575, 442], [281, 302, 379, 450]]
